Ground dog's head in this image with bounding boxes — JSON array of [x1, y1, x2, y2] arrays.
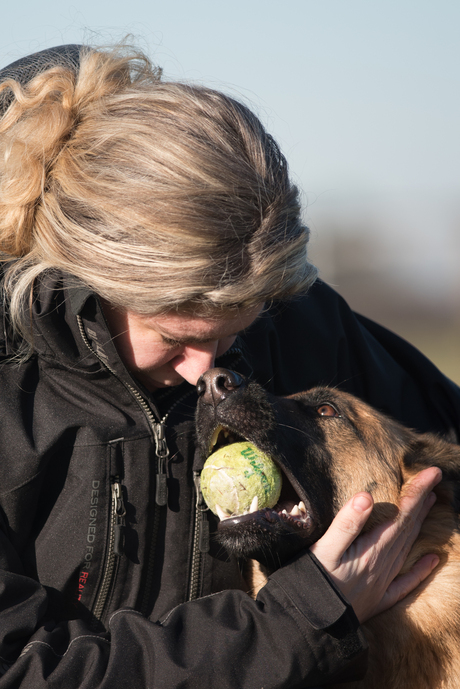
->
[[196, 368, 460, 569]]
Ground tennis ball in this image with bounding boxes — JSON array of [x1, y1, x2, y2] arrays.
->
[[201, 442, 282, 517]]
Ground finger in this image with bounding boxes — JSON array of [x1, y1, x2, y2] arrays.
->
[[385, 468, 441, 562], [310, 492, 373, 565], [369, 553, 440, 620], [378, 471, 440, 577], [398, 467, 442, 520], [417, 490, 437, 524]]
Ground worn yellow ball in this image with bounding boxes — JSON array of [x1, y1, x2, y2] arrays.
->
[[201, 442, 282, 517]]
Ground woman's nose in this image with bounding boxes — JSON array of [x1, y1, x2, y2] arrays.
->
[[170, 342, 218, 385]]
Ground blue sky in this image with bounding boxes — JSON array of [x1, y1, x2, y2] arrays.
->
[[2, 0, 459, 194]]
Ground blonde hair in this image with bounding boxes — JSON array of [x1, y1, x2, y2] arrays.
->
[[0, 44, 317, 346]]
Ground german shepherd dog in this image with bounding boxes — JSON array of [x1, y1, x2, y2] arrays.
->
[[195, 368, 460, 689]]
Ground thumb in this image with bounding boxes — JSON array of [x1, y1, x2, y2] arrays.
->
[[310, 493, 374, 567]]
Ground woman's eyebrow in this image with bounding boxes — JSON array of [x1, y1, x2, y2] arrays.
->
[[159, 327, 251, 346], [161, 332, 239, 346], [161, 334, 215, 345]]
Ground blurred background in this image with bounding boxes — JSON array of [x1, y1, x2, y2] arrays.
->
[[1, 0, 459, 383]]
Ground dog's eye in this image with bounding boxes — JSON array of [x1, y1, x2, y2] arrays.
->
[[316, 404, 340, 417]]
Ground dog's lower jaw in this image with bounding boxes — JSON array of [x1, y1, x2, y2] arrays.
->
[[217, 508, 316, 569]]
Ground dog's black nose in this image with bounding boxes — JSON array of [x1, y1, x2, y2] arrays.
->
[[196, 368, 244, 406]]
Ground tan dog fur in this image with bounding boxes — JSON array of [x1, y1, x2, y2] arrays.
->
[[247, 389, 460, 689]]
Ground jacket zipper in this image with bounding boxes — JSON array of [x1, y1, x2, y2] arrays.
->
[[153, 422, 169, 507], [91, 477, 126, 626], [188, 471, 210, 601], [137, 421, 169, 616], [138, 387, 199, 613]]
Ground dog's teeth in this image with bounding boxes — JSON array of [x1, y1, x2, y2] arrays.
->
[[249, 496, 259, 513], [290, 505, 301, 517], [298, 501, 307, 514], [210, 427, 221, 449], [216, 504, 230, 521], [223, 430, 229, 438], [282, 509, 288, 515]]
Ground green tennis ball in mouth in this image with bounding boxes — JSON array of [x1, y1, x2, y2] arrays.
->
[[201, 442, 282, 518]]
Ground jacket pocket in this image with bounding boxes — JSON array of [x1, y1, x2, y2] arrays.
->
[[33, 438, 126, 628]]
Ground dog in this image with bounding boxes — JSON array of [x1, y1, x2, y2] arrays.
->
[[195, 367, 460, 689]]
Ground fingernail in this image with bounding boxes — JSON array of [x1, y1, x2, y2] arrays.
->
[[352, 493, 373, 513], [430, 555, 440, 570]]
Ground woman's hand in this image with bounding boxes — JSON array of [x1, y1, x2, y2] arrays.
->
[[309, 466, 442, 623]]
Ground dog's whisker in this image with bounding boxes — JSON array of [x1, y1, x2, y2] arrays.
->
[[276, 422, 315, 441]]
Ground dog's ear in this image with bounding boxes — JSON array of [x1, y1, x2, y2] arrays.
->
[[403, 432, 460, 477], [403, 432, 460, 510]]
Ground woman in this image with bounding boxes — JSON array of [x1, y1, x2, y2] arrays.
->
[[0, 44, 457, 688]]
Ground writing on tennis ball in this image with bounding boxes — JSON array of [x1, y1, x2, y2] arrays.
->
[[200, 442, 282, 517]]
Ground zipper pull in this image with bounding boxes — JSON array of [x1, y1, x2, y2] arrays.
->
[[113, 480, 127, 557], [193, 471, 210, 553], [153, 422, 169, 507]]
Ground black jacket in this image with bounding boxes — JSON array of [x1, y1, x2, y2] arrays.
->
[[1, 272, 459, 688]]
